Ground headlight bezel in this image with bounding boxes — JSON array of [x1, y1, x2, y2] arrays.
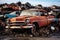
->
[[25, 19, 30, 23]]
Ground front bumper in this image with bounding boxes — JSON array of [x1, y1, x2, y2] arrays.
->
[[6, 25, 33, 29]]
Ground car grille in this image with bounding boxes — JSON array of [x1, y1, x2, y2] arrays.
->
[[9, 22, 26, 26]]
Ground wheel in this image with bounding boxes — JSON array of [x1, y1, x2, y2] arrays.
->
[[31, 24, 39, 37]]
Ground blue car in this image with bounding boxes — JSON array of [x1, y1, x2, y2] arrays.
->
[[5, 11, 21, 18]]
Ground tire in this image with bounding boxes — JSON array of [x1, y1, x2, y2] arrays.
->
[[31, 24, 39, 37]]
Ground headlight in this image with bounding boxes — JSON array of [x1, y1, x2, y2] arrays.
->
[[25, 19, 30, 23]]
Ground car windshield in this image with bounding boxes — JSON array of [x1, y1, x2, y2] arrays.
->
[[20, 10, 43, 16]]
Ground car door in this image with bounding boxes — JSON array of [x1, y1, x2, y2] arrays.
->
[[37, 12, 50, 27]]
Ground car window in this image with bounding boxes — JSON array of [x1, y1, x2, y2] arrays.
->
[[31, 12, 43, 16], [20, 11, 32, 16], [20, 10, 43, 16]]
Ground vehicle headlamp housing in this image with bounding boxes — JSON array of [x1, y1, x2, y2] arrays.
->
[[25, 19, 30, 23]]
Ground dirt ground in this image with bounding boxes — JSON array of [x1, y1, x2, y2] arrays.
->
[[0, 32, 60, 40]]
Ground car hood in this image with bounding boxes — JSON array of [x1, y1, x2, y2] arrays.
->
[[10, 16, 33, 22], [16, 16, 32, 21]]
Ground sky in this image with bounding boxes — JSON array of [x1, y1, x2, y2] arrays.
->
[[0, 0, 60, 6]]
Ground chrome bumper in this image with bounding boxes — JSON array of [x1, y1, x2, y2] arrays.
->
[[6, 25, 33, 29]]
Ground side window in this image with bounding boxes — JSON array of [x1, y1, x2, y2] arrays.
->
[[35, 12, 42, 16], [36, 12, 40, 16], [39, 12, 42, 16], [40, 12, 44, 16]]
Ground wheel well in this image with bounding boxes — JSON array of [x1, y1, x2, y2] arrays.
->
[[33, 22, 39, 29]]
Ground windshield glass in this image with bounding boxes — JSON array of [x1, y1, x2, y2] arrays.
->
[[20, 10, 43, 16]]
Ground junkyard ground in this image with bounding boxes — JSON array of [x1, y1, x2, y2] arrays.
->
[[0, 32, 60, 40]]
